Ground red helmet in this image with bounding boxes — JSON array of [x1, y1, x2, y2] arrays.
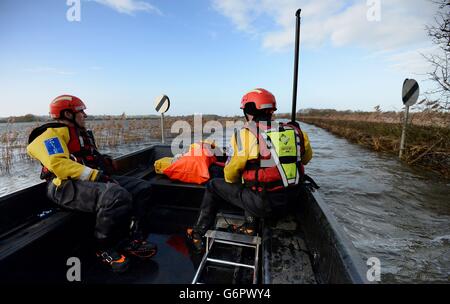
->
[[49, 95, 86, 119], [240, 88, 277, 112]]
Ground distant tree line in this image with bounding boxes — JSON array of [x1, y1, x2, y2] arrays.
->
[[0, 114, 50, 123], [0, 114, 162, 123], [0, 113, 222, 123], [277, 109, 382, 118]]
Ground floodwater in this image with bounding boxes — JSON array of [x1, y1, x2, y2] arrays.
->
[[303, 123, 449, 283], [0, 121, 449, 283]]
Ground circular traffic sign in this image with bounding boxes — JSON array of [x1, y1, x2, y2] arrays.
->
[[402, 79, 419, 107], [154, 95, 170, 113]]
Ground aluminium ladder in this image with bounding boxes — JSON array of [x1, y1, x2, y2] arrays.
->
[[191, 229, 261, 284]]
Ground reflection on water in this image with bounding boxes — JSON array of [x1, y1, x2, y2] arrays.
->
[[0, 122, 449, 283]]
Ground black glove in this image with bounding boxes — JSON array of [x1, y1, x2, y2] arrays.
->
[[96, 171, 118, 184], [99, 154, 115, 175]]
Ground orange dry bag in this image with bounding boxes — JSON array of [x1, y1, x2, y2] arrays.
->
[[163, 142, 217, 184]]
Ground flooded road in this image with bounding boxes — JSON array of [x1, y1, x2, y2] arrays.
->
[[0, 121, 449, 283], [302, 123, 449, 283]]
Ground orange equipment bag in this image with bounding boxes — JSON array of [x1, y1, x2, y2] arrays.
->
[[163, 141, 217, 184]]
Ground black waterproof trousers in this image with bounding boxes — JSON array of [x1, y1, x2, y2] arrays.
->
[[46, 175, 152, 245], [194, 178, 303, 233]]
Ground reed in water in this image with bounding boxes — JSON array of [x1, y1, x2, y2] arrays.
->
[[295, 110, 450, 178]]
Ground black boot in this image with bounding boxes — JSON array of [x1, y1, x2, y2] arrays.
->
[[186, 226, 205, 253], [122, 219, 158, 259], [96, 238, 130, 273], [186, 210, 213, 253], [96, 248, 130, 273], [122, 239, 157, 259], [235, 215, 258, 236]]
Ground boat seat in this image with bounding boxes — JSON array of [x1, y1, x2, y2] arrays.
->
[[148, 174, 207, 190], [147, 175, 244, 218]]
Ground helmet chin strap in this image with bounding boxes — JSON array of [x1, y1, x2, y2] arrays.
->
[[244, 111, 250, 122], [61, 111, 84, 129], [244, 107, 273, 123]]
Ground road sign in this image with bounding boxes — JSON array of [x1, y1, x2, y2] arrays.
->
[[399, 79, 419, 159], [154, 95, 170, 114], [154, 94, 170, 144], [402, 79, 419, 107]]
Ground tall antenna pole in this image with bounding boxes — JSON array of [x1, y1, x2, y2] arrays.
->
[[291, 9, 302, 123]]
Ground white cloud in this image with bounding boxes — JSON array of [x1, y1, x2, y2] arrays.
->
[[213, 0, 436, 51], [212, 0, 439, 76], [92, 0, 161, 15], [385, 46, 439, 75], [212, 0, 260, 33]]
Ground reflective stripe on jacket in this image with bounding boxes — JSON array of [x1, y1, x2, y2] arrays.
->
[[224, 121, 313, 191]]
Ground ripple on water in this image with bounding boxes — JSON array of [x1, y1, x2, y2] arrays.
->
[[301, 123, 450, 283]]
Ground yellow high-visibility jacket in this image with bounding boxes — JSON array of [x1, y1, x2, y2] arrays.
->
[[224, 127, 313, 183], [27, 126, 99, 187]]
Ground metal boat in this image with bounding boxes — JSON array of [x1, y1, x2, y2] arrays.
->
[[0, 144, 369, 284]]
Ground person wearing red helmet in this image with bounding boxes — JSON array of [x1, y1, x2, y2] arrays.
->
[[187, 88, 313, 252], [27, 95, 157, 273]]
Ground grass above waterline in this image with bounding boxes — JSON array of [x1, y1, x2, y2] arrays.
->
[[300, 116, 450, 178]]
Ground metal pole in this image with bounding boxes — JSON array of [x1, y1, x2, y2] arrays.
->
[[399, 105, 410, 159], [160, 113, 165, 144], [291, 9, 302, 123]]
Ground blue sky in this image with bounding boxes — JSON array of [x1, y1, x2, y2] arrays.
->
[[0, 0, 439, 116]]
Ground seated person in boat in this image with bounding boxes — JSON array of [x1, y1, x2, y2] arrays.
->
[[188, 88, 313, 251], [27, 95, 157, 273]]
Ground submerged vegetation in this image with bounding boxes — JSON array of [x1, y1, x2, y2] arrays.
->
[[296, 110, 450, 178], [0, 114, 244, 173], [0, 118, 165, 173], [1, 111, 449, 178]]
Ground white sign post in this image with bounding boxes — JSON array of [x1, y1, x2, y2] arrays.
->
[[399, 79, 419, 159], [154, 95, 170, 144]]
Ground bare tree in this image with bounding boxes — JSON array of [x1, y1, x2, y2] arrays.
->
[[423, 0, 450, 111]]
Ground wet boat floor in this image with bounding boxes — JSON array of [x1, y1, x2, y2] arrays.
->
[[81, 180, 317, 283], [145, 174, 316, 283], [197, 241, 257, 284], [81, 213, 261, 283], [0, 206, 317, 284], [83, 233, 197, 284], [266, 226, 317, 284], [81, 220, 317, 284], [77, 174, 316, 284]]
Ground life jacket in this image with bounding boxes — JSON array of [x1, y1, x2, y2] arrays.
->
[[241, 121, 305, 192], [28, 123, 103, 181], [65, 126, 101, 168]]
